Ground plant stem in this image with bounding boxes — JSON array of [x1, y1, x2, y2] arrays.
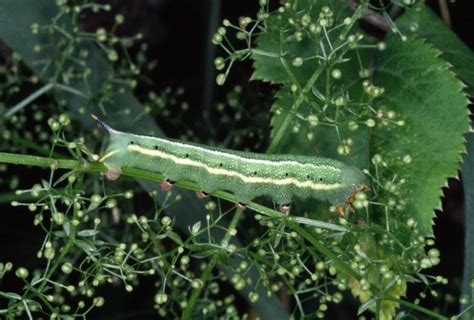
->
[[266, 4, 365, 154], [3, 152, 442, 318], [0, 152, 344, 232], [382, 297, 449, 320], [3, 83, 54, 119], [287, 221, 359, 280], [267, 64, 325, 153], [182, 209, 243, 320], [10, 199, 81, 317]]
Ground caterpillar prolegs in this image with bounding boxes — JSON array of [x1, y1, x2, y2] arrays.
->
[[92, 115, 368, 215]]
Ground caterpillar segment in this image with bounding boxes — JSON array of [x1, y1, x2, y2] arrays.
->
[[92, 115, 368, 215]]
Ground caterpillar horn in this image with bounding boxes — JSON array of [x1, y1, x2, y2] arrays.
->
[[91, 114, 115, 134]]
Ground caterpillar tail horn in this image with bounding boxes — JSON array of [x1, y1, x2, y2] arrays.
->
[[91, 114, 114, 134]]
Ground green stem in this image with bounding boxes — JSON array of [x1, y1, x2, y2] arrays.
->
[[4, 83, 54, 119], [266, 4, 365, 154], [0, 191, 37, 204], [9, 132, 64, 158], [381, 297, 449, 320], [0, 152, 344, 232], [182, 209, 243, 319], [286, 221, 359, 279], [3, 152, 442, 318], [11, 200, 80, 316], [267, 64, 325, 154]]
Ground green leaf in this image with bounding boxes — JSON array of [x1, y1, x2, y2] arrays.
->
[[166, 231, 184, 245], [396, 5, 474, 97], [77, 229, 99, 237], [252, 0, 351, 85], [373, 35, 469, 236], [357, 297, 377, 315], [0, 291, 21, 300], [253, 1, 371, 166], [269, 87, 370, 167], [74, 239, 96, 255]]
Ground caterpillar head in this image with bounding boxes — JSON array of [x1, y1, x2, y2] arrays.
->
[[341, 165, 368, 193], [92, 114, 128, 172]]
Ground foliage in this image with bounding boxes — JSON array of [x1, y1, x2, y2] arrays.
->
[[0, 0, 473, 319]]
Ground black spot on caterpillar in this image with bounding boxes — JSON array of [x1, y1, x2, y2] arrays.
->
[[92, 115, 367, 214]]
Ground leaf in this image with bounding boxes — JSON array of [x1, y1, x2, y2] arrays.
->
[[253, 1, 371, 167], [190, 221, 201, 235], [252, 0, 351, 85], [191, 249, 218, 259], [0, 291, 21, 300], [396, 5, 474, 97], [373, 35, 469, 236], [77, 229, 99, 237], [74, 239, 96, 255], [53, 231, 67, 238], [269, 88, 370, 167], [24, 299, 42, 310], [166, 231, 184, 245], [350, 269, 407, 320], [62, 220, 70, 237], [357, 297, 377, 315]]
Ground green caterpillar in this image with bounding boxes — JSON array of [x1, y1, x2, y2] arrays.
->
[[92, 115, 367, 214]]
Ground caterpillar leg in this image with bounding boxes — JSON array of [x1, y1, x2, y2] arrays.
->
[[336, 204, 347, 217], [195, 191, 209, 199], [279, 203, 292, 215], [336, 187, 367, 217], [160, 179, 175, 192], [105, 169, 122, 181], [336, 203, 356, 217], [236, 202, 247, 211], [348, 191, 358, 205]]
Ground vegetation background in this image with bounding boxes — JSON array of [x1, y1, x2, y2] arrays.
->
[[0, 0, 473, 319]]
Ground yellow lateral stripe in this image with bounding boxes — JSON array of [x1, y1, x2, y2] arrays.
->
[[132, 133, 340, 173], [99, 150, 119, 162], [127, 145, 343, 191]]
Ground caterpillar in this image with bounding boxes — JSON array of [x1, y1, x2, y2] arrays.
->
[[92, 115, 367, 215]]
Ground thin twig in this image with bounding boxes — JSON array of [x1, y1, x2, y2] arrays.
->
[[438, 0, 452, 27], [347, 1, 390, 33]]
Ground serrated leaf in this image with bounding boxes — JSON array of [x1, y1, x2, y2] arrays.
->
[[269, 89, 369, 167], [373, 35, 469, 236], [271, 50, 369, 168], [255, 1, 371, 166], [252, 0, 351, 85], [396, 5, 474, 97]]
